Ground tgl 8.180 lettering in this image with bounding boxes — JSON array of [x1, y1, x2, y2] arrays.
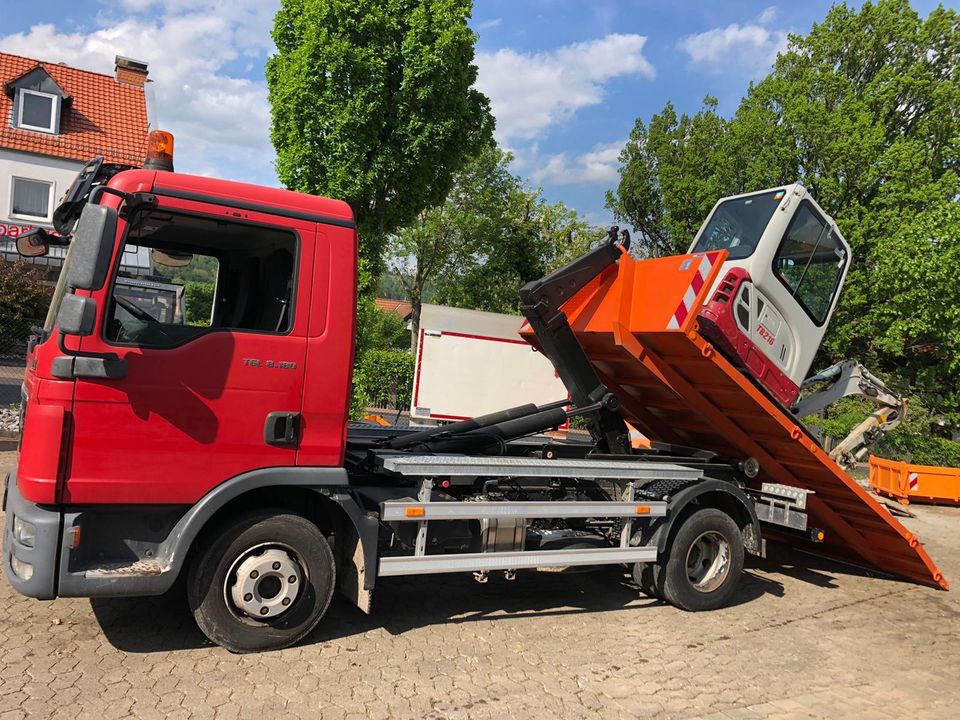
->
[[242, 358, 298, 369]]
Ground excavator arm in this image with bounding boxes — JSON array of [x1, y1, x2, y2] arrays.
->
[[794, 360, 905, 471]]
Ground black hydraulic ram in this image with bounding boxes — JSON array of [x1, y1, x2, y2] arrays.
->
[[417, 401, 606, 454], [386, 399, 571, 450], [519, 227, 633, 456]]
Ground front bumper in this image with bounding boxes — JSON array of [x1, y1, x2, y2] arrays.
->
[[3, 466, 61, 599]]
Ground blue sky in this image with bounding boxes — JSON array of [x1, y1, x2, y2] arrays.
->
[[2, 0, 952, 227]]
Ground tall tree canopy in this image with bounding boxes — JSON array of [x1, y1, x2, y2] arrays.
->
[[607, 0, 960, 424], [388, 142, 601, 345], [266, 0, 493, 288]]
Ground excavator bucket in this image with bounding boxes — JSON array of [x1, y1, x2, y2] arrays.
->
[[526, 246, 947, 590]]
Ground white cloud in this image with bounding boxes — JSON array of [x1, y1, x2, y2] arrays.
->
[[531, 139, 624, 186], [757, 6, 778, 26], [476, 34, 655, 143], [0, 1, 280, 185], [476, 18, 502, 31], [678, 6, 787, 77]]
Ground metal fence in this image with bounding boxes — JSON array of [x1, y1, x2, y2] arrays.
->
[[0, 316, 41, 407]]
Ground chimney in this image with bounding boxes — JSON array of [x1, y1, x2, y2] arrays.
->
[[115, 56, 149, 86]]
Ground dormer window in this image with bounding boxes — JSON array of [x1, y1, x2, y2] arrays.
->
[[6, 66, 68, 135], [17, 89, 60, 134]]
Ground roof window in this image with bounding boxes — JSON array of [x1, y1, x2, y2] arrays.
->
[[6, 66, 69, 135], [16, 88, 60, 134]]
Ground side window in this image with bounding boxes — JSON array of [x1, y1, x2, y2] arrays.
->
[[105, 209, 298, 348], [773, 203, 847, 325]]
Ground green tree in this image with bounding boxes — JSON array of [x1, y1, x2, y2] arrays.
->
[[606, 97, 734, 257], [0, 259, 49, 359], [352, 349, 415, 416], [388, 141, 604, 345], [537, 197, 605, 271], [0, 259, 48, 321], [161, 255, 219, 285], [606, 0, 960, 424], [387, 142, 518, 348], [432, 189, 601, 315], [184, 281, 214, 326], [872, 200, 960, 426], [266, 0, 493, 290]]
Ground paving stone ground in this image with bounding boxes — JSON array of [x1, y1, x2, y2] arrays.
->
[[2, 444, 959, 719]]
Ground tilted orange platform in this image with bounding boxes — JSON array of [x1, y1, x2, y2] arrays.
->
[[524, 247, 948, 590]]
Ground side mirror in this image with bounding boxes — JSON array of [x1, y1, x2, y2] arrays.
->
[[57, 294, 97, 336], [16, 228, 51, 257], [67, 204, 118, 291]]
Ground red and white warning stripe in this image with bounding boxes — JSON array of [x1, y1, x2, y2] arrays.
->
[[908, 472, 919, 492], [667, 254, 716, 330]]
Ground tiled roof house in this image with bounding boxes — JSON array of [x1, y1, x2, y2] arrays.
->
[[0, 53, 151, 265]]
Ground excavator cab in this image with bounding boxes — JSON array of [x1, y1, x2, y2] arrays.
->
[[691, 184, 851, 408]]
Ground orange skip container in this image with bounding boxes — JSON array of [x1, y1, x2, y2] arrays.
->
[[870, 455, 960, 506]]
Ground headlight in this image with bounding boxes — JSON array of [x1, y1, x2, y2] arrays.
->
[[10, 555, 33, 581], [13, 516, 36, 548]]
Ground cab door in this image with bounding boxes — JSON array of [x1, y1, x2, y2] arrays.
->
[[66, 194, 314, 505]]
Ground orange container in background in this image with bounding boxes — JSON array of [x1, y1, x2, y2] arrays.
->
[[870, 455, 960, 505]]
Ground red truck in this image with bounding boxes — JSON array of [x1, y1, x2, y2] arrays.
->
[[3, 132, 944, 653]]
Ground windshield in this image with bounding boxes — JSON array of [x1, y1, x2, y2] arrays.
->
[[691, 189, 785, 260]]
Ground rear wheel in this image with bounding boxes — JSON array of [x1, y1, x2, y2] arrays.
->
[[660, 508, 744, 611], [187, 511, 335, 653]]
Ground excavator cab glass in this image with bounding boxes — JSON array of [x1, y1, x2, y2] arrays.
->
[[773, 205, 847, 325], [691, 189, 784, 260]]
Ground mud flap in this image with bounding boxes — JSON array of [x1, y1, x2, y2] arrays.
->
[[335, 518, 373, 614]]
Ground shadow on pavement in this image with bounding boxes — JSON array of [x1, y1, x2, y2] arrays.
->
[[91, 562, 786, 654], [746, 541, 893, 589], [90, 587, 211, 653]]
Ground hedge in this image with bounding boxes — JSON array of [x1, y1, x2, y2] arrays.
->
[[351, 349, 414, 418]]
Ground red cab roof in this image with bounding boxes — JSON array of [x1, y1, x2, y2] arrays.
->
[[111, 169, 356, 227]]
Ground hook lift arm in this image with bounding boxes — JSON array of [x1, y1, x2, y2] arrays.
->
[[519, 227, 633, 455]]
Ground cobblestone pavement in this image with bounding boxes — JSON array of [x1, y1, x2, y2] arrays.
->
[[2, 446, 959, 719]]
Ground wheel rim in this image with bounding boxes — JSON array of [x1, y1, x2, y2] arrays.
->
[[685, 530, 731, 593], [225, 543, 305, 621]]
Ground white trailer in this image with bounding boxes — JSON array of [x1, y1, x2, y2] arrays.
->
[[410, 303, 568, 426]]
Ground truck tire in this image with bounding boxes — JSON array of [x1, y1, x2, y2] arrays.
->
[[632, 562, 663, 600], [187, 511, 335, 653], [660, 508, 744, 611]]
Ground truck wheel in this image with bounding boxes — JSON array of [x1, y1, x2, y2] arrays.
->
[[187, 511, 335, 653], [660, 508, 744, 611]]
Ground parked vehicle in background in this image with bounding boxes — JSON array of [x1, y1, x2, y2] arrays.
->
[[409, 303, 567, 426]]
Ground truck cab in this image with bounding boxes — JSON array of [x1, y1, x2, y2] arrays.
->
[[691, 184, 851, 407], [5, 151, 358, 600]]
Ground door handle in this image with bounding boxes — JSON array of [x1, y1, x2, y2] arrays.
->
[[264, 412, 301, 447]]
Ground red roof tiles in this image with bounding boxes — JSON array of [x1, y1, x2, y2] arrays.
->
[[1, 52, 149, 166], [375, 298, 412, 318]]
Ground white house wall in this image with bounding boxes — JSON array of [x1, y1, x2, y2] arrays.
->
[[0, 148, 83, 265]]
